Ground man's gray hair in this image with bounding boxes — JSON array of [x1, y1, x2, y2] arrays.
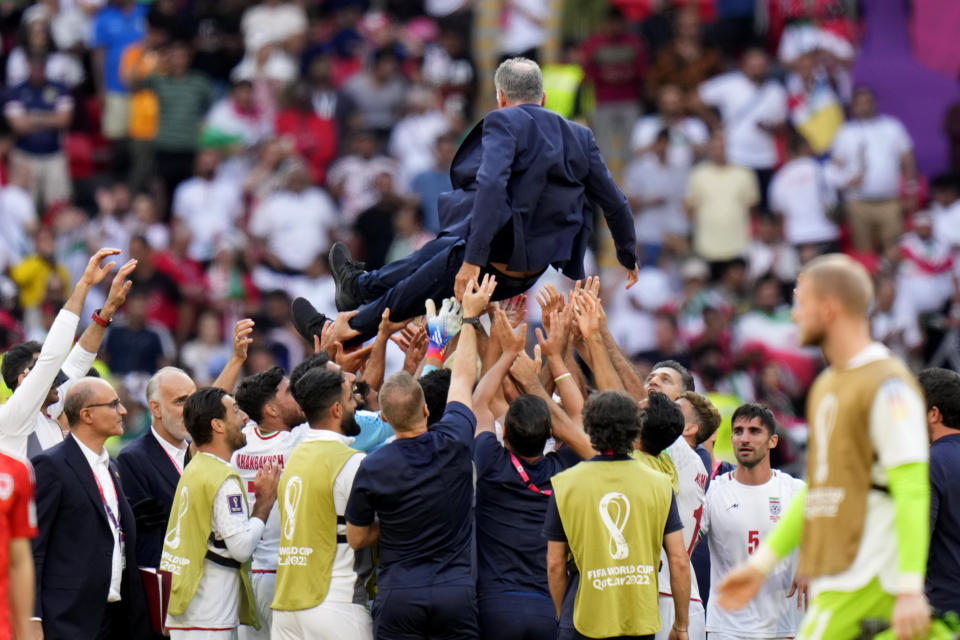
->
[[494, 57, 543, 105], [146, 366, 191, 403]]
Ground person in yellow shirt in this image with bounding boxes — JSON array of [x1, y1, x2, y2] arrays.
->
[[10, 226, 70, 309]]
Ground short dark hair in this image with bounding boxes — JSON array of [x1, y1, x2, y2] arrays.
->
[[292, 368, 345, 425], [919, 368, 960, 430], [2, 341, 41, 390], [419, 368, 451, 426], [640, 391, 685, 456], [235, 366, 285, 425], [583, 391, 643, 457], [504, 395, 551, 457], [680, 391, 722, 445], [290, 353, 330, 391], [930, 173, 960, 194], [731, 403, 777, 435], [184, 387, 228, 446], [651, 360, 694, 393]]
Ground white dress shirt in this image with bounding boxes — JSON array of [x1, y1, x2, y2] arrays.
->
[[151, 426, 187, 474], [75, 437, 123, 602]]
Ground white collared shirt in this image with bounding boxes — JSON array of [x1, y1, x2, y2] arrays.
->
[[75, 437, 123, 602], [151, 426, 187, 474]]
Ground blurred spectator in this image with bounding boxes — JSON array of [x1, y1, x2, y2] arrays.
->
[[623, 128, 689, 265], [242, 137, 301, 206], [119, 14, 167, 194], [343, 47, 409, 140], [645, 7, 722, 102], [685, 130, 760, 271], [895, 211, 954, 315], [256, 288, 304, 371], [634, 311, 691, 376], [352, 169, 403, 270], [4, 52, 73, 210], [784, 51, 843, 154], [831, 86, 916, 253], [191, 0, 246, 86], [540, 41, 587, 121], [328, 129, 397, 222], [180, 309, 232, 385], [275, 81, 338, 186], [6, 14, 83, 89], [385, 200, 433, 264], [139, 39, 216, 203], [88, 181, 133, 266], [872, 272, 923, 363], [236, 0, 307, 84], [631, 83, 708, 172], [0, 158, 38, 267], [103, 287, 173, 375], [696, 46, 786, 204], [389, 86, 450, 188], [171, 149, 244, 263], [205, 235, 260, 319], [127, 234, 183, 334], [607, 258, 674, 358], [745, 215, 799, 287], [249, 164, 339, 274], [500, 0, 548, 61], [928, 173, 960, 249], [410, 131, 455, 234], [303, 51, 354, 149], [9, 225, 68, 310], [90, 0, 149, 141], [421, 27, 475, 121], [128, 191, 169, 251], [768, 131, 840, 251], [581, 6, 647, 175], [204, 79, 274, 147]]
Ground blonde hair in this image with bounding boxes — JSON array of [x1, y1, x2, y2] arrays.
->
[[379, 371, 426, 432], [800, 253, 874, 317]]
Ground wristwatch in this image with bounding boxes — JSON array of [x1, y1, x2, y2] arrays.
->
[[462, 316, 482, 331]]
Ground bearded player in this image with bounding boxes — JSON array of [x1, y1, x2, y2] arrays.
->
[[716, 254, 930, 640]]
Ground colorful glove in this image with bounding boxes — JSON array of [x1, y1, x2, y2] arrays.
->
[[425, 297, 463, 362]]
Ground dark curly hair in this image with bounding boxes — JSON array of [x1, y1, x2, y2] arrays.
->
[[419, 368, 451, 426], [235, 366, 285, 425], [919, 368, 960, 431], [290, 352, 330, 391], [1, 341, 41, 390], [293, 367, 345, 425], [640, 391, 685, 456], [583, 391, 643, 456]]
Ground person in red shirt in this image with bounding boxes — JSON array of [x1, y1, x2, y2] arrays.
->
[[0, 451, 37, 640]]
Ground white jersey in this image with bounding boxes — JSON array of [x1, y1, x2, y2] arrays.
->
[[703, 469, 805, 638], [231, 422, 308, 571], [658, 437, 708, 602]]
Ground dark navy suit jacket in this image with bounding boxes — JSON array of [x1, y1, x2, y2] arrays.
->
[[31, 435, 150, 639], [117, 430, 187, 569], [437, 104, 637, 279]]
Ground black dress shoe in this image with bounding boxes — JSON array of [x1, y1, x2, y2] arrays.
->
[[291, 297, 329, 343], [329, 242, 366, 311]]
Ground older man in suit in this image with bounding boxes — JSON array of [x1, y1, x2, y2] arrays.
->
[[30, 377, 150, 640], [293, 57, 639, 344], [117, 367, 196, 569]]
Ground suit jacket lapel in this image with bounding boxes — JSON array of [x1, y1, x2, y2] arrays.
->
[[143, 431, 182, 490], [62, 435, 111, 531]]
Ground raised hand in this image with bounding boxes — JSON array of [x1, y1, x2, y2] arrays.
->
[[509, 345, 542, 388], [426, 297, 463, 351], [572, 288, 603, 341], [535, 285, 564, 330], [454, 262, 481, 301], [494, 308, 525, 356], [102, 259, 138, 317], [403, 326, 428, 374], [500, 294, 527, 328], [333, 343, 374, 374], [462, 273, 497, 319], [79, 248, 122, 288], [231, 319, 255, 362], [535, 309, 569, 361]]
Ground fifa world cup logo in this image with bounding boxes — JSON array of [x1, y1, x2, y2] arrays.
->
[[282, 476, 303, 541], [599, 492, 631, 560], [164, 487, 189, 550]]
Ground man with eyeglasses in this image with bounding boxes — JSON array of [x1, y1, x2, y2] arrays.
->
[[0, 247, 137, 459], [29, 376, 151, 639]]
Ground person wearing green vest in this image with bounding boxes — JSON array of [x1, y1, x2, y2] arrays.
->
[[717, 254, 931, 640], [544, 390, 690, 640], [162, 387, 280, 639], [271, 365, 373, 639]]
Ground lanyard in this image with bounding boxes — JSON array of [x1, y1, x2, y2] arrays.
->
[[92, 469, 124, 541], [160, 445, 184, 475], [509, 452, 551, 496]]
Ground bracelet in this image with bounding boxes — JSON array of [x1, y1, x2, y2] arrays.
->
[[672, 625, 687, 633], [91, 309, 111, 328], [554, 372, 572, 384]]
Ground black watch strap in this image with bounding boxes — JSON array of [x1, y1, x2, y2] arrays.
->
[[462, 316, 482, 330]]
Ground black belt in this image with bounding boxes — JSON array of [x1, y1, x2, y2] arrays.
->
[[871, 483, 890, 494], [205, 550, 241, 570]]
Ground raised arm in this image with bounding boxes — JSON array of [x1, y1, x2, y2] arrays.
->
[[473, 309, 524, 436], [573, 289, 623, 392], [363, 309, 408, 392], [447, 275, 497, 408], [536, 307, 584, 420], [212, 319, 255, 393]]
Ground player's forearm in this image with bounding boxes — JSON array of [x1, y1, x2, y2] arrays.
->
[[362, 334, 389, 392], [9, 539, 34, 640], [547, 559, 566, 618], [668, 558, 690, 629], [601, 327, 644, 401], [749, 486, 806, 574], [212, 355, 245, 394], [223, 517, 266, 562], [888, 461, 930, 592], [547, 354, 584, 419], [585, 334, 623, 392], [446, 324, 478, 407]]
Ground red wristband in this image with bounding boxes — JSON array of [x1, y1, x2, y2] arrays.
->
[[91, 309, 110, 328]]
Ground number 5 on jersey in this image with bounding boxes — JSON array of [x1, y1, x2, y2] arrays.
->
[[747, 530, 759, 555]]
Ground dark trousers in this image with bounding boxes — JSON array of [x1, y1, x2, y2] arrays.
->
[[155, 149, 196, 220], [557, 630, 653, 640], [95, 601, 127, 640], [351, 236, 544, 342], [373, 584, 479, 640], [478, 593, 556, 640]]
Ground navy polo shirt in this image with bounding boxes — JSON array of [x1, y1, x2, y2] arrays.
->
[[474, 432, 581, 598], [927, 433, 960, 613], [345, 401, 476, 589], [542, 454, 683, 630], [4, 80, 71, 155]]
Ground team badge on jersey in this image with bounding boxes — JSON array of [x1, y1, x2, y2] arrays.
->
[[769, 497, 781, 522], [227, 494, 244, 514], [0, 473, 12, 500]]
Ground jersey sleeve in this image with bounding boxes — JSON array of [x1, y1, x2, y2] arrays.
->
[[542, 493, 566, 542], [869, 378, 929, 473], [344, 462, 376, 527], [9, 458, 37, 539], [212, 476, 251, 539]]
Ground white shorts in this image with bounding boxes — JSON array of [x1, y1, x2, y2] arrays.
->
[[239, 571, 276, 640], [169, 630, 237, 640], [656, 595, 706, 640], [272, 601, 372, 640]]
